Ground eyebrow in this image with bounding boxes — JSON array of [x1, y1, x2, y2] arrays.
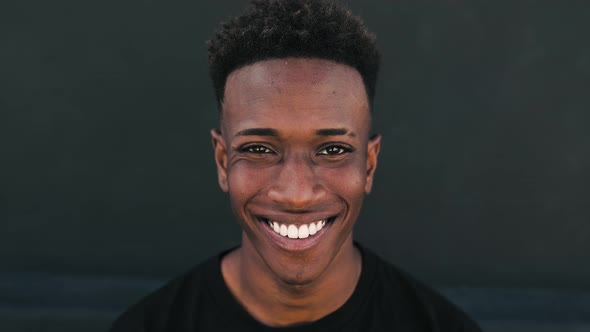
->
[[235, 127, 355, 137], [315, 128, 355, 137], [235, 128, 279, 137]]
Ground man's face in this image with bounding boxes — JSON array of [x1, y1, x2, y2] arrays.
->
[[211, 58, 380, 284]]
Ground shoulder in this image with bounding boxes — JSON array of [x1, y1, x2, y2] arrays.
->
[[359, 245, 482, 332], [108, 255, 217, 332]]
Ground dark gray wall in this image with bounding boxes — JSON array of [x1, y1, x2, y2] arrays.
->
[[1, 0, 589, 305]]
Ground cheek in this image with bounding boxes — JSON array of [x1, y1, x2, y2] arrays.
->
[[322, 163, 367, 199], [226, 163, 270, 203]]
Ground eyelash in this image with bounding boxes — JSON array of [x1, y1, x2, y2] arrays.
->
[[317, 144, 354, 156], [238, 144, 354, 156], [239, 144, 274, 154]]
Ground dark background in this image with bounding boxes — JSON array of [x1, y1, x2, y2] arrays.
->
[[1, 0, 589, 331]]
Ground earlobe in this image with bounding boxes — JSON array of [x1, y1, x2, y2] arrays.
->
[[364, 134, 382, 194], [210, 128, 229, 192]]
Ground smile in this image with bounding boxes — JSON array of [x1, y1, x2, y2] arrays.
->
[[266, 219, 327, 239], [258, 216, 336, 240]]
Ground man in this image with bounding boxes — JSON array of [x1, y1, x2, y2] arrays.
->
[[110, 1, 482, 331]]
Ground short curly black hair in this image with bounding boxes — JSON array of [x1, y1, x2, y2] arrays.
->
[[207, 0, 381, 108]]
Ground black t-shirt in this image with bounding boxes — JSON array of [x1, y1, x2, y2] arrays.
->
[[110, 244, 482, 332]]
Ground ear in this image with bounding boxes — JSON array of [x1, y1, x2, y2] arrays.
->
[[364, 134, 382, 194], [211, 128, 229, 192]]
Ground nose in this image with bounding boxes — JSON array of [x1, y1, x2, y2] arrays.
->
[[267, 156, 325, 209]]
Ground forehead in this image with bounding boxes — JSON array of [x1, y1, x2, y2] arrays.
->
[[221, 58, 370, 135]]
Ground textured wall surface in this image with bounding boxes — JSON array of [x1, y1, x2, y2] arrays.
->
[[1, 0, 589, 330]]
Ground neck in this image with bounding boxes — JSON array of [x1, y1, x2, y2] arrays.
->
[[221, 234, 362, 327]]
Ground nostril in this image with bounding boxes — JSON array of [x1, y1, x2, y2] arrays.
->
[[267, 188, 324, 208]]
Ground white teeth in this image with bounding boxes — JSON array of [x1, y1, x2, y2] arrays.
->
[[287, 225, 298, 238], [309, 223, 317, 235], [267, 219, 328, 239], [316, 220, 323, 231], [298, 224, 309, 238], [280, 224, 288, 236]]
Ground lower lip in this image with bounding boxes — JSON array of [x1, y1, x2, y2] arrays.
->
[[259, 219, 332, 252]]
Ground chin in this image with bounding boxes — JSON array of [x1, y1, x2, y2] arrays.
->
[[238, 205, 358, 286], [271, 257, 328, 287], [260, 235, 350, 287]]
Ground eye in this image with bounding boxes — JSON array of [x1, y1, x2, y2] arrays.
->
[[240, 144, 274, 154], [317, 144, 354, 156]]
